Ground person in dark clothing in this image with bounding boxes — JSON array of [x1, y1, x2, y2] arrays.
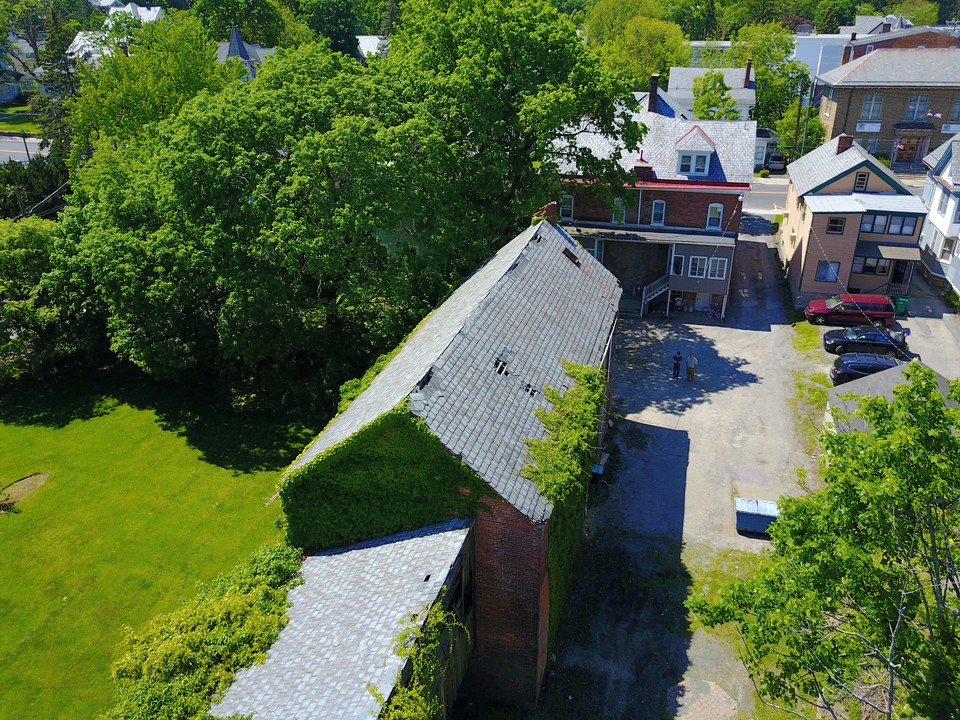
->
[[672, 350, 683, 379]]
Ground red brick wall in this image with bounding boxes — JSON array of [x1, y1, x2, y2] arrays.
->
[[460, 494, 549, 707], [851, 32, 958, 60], [569, 189, 640, 224], [641, 191, 742, 233]]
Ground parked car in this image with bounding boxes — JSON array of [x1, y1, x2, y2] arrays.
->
[[829, 353, 905, 385], [804, 293, 896, 326], [766, 152, 786, 171], [822, 325, 910, 356]]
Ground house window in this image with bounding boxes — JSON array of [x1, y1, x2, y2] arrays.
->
[[578, 237, 604, 262], [860, 213, 888, 233], [854, 136, 879, 153], [860, 93, 883, 121], [689, 256, 708, 278], [816, 260, 840, 282], [826, 217, 846, 234], [852, 256, 889, 274], [951, 96, 960, 123], [651, 199, 666, 225], [939, 190, 949, 215], [671, 254, 684, 275], [941, 237, 956, 261], [708, 256, 728, 280], [887, 215, 917, 235], [866, 44, 874, 52], [679, 152, 709, 176], [906, 94, 929, 121], [854, 172, 869, 191], [559, 194, 574, 220], [954, 201, 960, 223], [706, 203, 723, 230], [611, 197, 626, 225]]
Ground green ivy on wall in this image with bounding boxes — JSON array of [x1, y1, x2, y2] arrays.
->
[[521, 361, 606, 648], [279, 407, 490, 551], [100, 544, 303, 720]]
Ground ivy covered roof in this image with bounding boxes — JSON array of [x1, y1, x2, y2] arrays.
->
[[291, 221, 621, 521]]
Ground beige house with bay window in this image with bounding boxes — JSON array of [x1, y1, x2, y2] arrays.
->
[[779, 134, 927, 302]]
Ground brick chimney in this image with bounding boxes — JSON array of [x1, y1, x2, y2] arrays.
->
[[633, 151, 654, 180], [836, 134, 854, 154], [744, 58, 752, 88], [533, 201, 559, 226], [850, 32, 857, 40], [648, 74, 660, 114]]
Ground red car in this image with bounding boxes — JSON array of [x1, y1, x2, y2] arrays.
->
[[804, 293, 896, 326]]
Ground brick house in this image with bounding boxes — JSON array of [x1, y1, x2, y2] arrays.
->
[[839, 25, 960, 65], [917, 134, 960, 294], [779, 134, 927, 302], [817, 48, 960, 169], [559, 76, 754, 318], [220, 222, 620, 713]]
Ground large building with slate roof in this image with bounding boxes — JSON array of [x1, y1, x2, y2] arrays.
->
[[779, 134, 926, 301], [268, 221, 620, 710], [817, 48, 960, 169], [555, 76, 754, 319], [666, 63, 755, 121]]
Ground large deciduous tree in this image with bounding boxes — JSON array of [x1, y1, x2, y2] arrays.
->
[[775, 96, 824, 159], [300, 0, 361, 56], [582, 0, 665, 45], [191, 0, 284, 46], [599, 17, 690, 91], [692, 69, 741, 120], [733, 22, 808, 128], [694, 363, 960, 719]]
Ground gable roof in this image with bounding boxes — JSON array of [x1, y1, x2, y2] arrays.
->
[[292, 222, 622, 521], [216, 24, 275, 65], [210, 519, 472, 720], [563, 93, 756, 185], [923, 134, 960, 189], [846, 25, 957, 47], [818, 48, 960, 88], [787, 136, 910, 196], [839, 13, 912, 36]]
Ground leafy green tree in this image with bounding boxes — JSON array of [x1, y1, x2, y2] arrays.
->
[[191, 0, 284, 46], [67, 12, 241, 166], [892, 0, 939, 26], [938, 0, 958, 24], [600, 17, 689, 90], [583, 0, 665, 45], [774, 96, 824, 159], [732, 22, 807, 128], [0, 156, 69, 220], [29, 6, 81, 156], [694, 364, 960, 719], [300, 0, 361, 56], [692, 69, 741, 120], [815, 3, 840, 31]]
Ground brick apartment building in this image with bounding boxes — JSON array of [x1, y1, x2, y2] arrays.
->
[[559, 76, 754, 318], [818, 48, 960, 168]]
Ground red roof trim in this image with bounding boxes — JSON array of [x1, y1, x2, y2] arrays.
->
[[563, 176, 750, 191]]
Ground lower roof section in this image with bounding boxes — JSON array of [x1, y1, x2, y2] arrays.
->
[[209, 519, 472, 720]]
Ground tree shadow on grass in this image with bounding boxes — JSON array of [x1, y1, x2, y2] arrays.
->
[[0, 366, 323, 474]]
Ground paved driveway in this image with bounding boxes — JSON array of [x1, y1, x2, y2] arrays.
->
[[540, 236, 818, 719]]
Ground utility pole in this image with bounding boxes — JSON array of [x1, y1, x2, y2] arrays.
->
[[792, 80, 803, 162], [20, 130, 31, 162]]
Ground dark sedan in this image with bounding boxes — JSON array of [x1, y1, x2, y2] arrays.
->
[[829, 353, 905, 385], [822, 325, 910, 356]]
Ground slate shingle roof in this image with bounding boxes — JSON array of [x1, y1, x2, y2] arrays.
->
[[666, 67, 755, 113], [787, 136, 908, 196], [291, 222, 622, 521], [818, 48, 960, 88], [564, 93, 756, 184], [217, 25, 275, 65], [209, 520, 472, 720]]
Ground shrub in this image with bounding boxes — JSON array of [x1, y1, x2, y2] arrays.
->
[[758, 168, 770, 178], [100, 544, 303, 720]]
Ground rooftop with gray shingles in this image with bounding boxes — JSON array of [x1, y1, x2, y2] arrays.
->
[[563, 93, 756, 184], [290, 221, 622, 521], [666, 67, 755, 109], [787, 136, 909, 197], [818, 48, 960, 87], [209, 519, 472, 720]]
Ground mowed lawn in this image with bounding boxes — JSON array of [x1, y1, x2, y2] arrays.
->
[[0, 372, 318, 719]]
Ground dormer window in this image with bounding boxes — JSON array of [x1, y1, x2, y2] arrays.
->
[[678, 152, 710, 176]]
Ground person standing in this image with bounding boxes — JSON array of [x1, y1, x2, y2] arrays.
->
[[672, 350, 683, 379], [685, 351, 698, 382]]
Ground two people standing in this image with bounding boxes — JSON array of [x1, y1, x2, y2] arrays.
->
[[671, 350, 698, 381]]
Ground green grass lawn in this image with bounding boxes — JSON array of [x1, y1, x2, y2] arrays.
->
[[0, 370, 319, 719], [0, 105, 41, 134]]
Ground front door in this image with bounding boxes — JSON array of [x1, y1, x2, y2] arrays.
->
[[897, 136, 922, 162]]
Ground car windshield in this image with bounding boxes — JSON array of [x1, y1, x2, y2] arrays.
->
[[843, 328, 859, 339], [825, 295, 842, 309]]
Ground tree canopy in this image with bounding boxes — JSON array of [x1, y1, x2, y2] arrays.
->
[[599, 17, 690, 91], [694, 364, 960, 719], [692, 69, 741, 120], [732, 22, 808, 128]]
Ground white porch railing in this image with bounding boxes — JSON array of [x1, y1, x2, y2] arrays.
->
[[639, 274, 670, 319]]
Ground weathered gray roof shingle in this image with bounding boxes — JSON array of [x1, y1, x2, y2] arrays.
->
[[787, 136, 908, 196], [292, 222, 622, 521], [818, 48, 960, 88], [210, 520, 472, 720], [666, 67, 755, 112]]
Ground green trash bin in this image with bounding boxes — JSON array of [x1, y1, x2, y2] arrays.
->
[[892, 295, 909, 317]]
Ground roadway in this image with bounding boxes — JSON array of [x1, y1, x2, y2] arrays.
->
[[743, 174, 788, 217], [0, 134, 45, 163]]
